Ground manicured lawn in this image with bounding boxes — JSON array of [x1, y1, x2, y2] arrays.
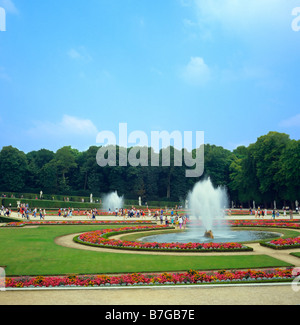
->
[[0, 225, 293, 276]]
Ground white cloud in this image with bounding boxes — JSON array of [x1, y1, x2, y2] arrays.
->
[[182, 57, 211, 86], [193, 0, 294, 33], [0, 0, 18, 14], [67, 49, 82, 60], [28, 115, 99, 137], [67, 47, 92, 62], [279, 114, 300, 128]]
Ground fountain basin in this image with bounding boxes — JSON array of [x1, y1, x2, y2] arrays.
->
[[139, 229, 282, 244]]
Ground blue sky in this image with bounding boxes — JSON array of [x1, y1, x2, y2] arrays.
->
[[0, 0, 300, 153]]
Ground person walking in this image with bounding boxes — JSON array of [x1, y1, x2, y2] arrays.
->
[[272, 209, 275, 220], [178, 216, 183, 230]]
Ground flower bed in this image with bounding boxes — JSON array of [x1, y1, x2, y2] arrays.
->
[[261, 237, 300, 250], [75, 225, 252, 252], [187, 220, 300, 230], [2, 220, 154, 227], [5, 268, 299, 288], [229, 220, 300, 229]]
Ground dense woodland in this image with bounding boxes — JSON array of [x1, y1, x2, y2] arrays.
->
[[0, 131, 299, 208]]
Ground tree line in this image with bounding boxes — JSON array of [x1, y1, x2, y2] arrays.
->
[[0, 131, 299, 208]]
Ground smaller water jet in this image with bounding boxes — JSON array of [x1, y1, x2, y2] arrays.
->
[[102, 191, 124, 212]]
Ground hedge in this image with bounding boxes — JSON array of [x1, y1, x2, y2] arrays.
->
[[0, 198, 100, 210], [1, 197, 180, 210]]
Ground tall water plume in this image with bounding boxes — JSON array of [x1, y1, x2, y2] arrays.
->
[[188, 178, 229, 236]]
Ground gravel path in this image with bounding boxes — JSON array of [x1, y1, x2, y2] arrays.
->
[[1, 284, 299, 305]]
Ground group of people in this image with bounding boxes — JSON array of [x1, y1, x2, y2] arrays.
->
[[18, 206, 46, 220], [159, 213, 188, 229], [0, 205, 11, 217], [250, 208, 269, 218], [106, 207, 188, 228], [250, 206, 297, 220]]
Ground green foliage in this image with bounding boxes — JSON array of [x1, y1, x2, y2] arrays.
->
[[0, 131, 299, 207]]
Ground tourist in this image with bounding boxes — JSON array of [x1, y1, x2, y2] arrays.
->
[[272, 209, 275, 220], [175, 216, 179, 229], [171, 214, 174, 227], [264, 208, 268, 218], [160, 213, 163, 224], [289, 209, 293, 220], [178, 216, 183, 229], [183, 216, 187, 229]]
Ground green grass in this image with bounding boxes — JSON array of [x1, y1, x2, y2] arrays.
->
[[291, 252, 300, 259], [0, 225, 293, 277]]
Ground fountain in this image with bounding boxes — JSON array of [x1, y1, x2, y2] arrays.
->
[[188, 178, 228, 238], [138, 177, 283, 244], [102, 191, 124, 212]]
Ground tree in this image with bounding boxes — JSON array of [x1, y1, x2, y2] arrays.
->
[[0, 146, 28, 192], [39, 160, 58, 193], [54, 146, 78, 190], [26, 149, 55, 190], [252, 132, 290, 205], [203, 144, 233, 187], [275, 139, 300, 206]]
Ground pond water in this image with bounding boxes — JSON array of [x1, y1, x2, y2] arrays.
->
[[139, 230, 282, 244]]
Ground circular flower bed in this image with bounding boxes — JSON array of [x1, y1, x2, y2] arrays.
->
[[75, 225, 252, 252], [5, 268, 299, 288], [261, 237, 300, 250]]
